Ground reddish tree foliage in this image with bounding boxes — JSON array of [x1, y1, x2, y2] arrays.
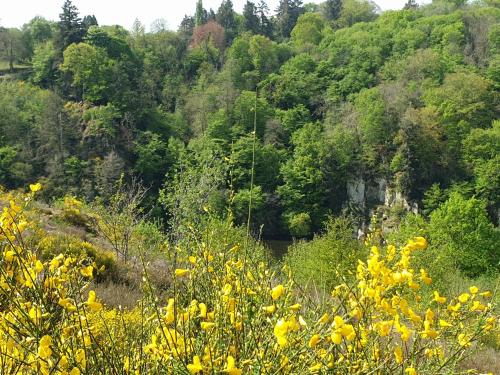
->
[[190, 21, 226, 52]]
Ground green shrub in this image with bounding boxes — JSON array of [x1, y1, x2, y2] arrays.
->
[[131, 220, 167, 255], [285, 216, 365, 290], [387, 201, 500, 296], [287, 212, 312, 237], [429, 192, 499, 278]]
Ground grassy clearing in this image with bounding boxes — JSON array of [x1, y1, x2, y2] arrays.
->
[[0, 59, 31, 73]]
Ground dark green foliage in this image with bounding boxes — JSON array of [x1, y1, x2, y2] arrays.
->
[[0, 0, 498, 245], [57, 0, 84, 50], [195, 0, 207, 27], [216, 0, 238, 43], [277, 122, 336, 235], [323, 0, 343, 22], [243, 1, 261, 34], [82, 15, 98, 31], [257, 1, 274, 38], [179, 15, 196, 39], [275, 0, 305, 40]]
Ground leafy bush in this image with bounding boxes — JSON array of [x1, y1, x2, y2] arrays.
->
[[58, 195, 93, 229], [429, 192, 500, 278], [285, 216, 365, 290]]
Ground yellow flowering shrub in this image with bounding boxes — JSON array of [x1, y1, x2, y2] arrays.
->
[[59, 195, 92, 228], [37, 233, 117, 281], [0, 186, 497, 374]]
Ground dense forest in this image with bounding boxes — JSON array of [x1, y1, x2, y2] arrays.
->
[[0, 0, 499, 373], [1, 0, 498, 239]]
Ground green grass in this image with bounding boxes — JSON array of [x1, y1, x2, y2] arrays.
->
[[0, 59, 31, 73]]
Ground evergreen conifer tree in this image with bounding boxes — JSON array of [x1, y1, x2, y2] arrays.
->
[[58, 0, 84, 50]]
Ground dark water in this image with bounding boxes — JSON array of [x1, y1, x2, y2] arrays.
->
[[264, 239, 294, 258]]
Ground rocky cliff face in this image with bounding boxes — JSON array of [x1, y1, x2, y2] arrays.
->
[[346, 176, 418, 236]]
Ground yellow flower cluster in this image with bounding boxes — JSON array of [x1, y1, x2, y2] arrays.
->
[[0, 187, 497, 374]]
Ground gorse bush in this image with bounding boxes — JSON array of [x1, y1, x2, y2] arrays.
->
[[37, 233, 117, 283], [0, 186, 498, 374]]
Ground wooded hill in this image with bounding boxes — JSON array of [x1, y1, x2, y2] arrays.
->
[[0, 0, 499, 239]]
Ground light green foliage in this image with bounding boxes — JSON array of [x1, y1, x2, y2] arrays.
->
[[429, 192, 500, 278], [21, 16, 54, 59], [0, 146, 21, 186], [286, 212, 312, 237], [354, 87, 394, 169], [423, 71, 495, 130], [232, 90, 273, 137], [385, 213, 457, 291], [463, 120, 500, 208], [134, 131, 172, 184], [291, 12, 326, 47], [159, 139, 228, 239], [206, 109, 232, 142], [227, 34, 280, 88], [286, 216, 364, 289], [463, 120, 500, 165], [335, 0, 378, 28], [278, 122, 334, 235], [379, 48, 448, 83], [392, 28, 427, 56], [321, 23, 387, 101], [231, 185, 265, 226], [60, 42, 113, 102], [82, 103, 119, 139], [487, 54, 500, 89], [31, 41, 56, 87], [275, 104, 311, 140], [229, 135, 282, 192], [422, 183, 447, 216], [249, 34, 280, 76], [261, 53, 321, 110], [423, 71, 496, 167]]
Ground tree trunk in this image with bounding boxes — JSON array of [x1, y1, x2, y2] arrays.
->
[[9, 40, 14, 73]]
